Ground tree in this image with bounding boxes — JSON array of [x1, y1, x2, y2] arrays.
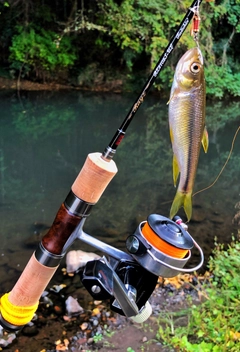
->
[[9, 25, 77, 83], [0, 0, 239, 98], [96, 0, 240, 97]]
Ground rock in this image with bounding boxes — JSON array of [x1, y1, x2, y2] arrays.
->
[[65, 296, 84, 317], [22, 323, 39, 336], [50, 284, 67, 293], [0, 334, 16, 348], [66, 250, 100, 273], [54, 305, 64, 315], [80, 322, 88, 331], [0, 327, 16, 348]]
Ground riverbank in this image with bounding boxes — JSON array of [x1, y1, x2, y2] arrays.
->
[[0, 77, 76, 92], [1, 272, 205, 352], [0, 74, 162, 95], [2, 237, 240, 352]]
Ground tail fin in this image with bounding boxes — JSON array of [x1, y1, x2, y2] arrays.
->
[[169, 190, 192, 222]]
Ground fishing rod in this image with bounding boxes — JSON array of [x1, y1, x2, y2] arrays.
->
[[0, 0, 204, 332], [102, 0, 203, 160]]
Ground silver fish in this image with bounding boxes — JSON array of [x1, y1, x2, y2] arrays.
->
[[168, 46, 209, 221]]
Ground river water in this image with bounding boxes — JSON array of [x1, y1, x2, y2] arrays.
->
[[0, 90, 239, 293]]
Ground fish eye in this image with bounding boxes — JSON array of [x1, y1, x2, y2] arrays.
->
[[190, 63, 201, 74]]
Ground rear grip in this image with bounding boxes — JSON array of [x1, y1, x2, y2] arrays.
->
[[9, 253, 57, 307], [0, 253, 58, 328], [0, 253, 58, 330]]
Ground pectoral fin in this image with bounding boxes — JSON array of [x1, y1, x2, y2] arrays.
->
[[202, 126, 209, 153], [167, 84, 178, 105], [173, 154, 179, 187], [167, 94, 174, 105]]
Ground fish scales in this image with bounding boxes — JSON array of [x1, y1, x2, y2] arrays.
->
[[170, 92, 204, 192]]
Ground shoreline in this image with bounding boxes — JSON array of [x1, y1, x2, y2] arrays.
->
[[1, 272, 206, 352]]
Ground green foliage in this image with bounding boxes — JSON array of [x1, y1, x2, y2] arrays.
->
[[9, 25, 77, 80], [1, 0, 240, 98], [156, 238, 240, 351], [206, 65, 240, 99], [93, 332, 103, 343], [95, 0, 240, 97], [126, 348, 135, 352], [97, 0, 194, 72]]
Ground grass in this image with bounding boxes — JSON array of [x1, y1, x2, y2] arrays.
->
[[156, 237, 240, 351]]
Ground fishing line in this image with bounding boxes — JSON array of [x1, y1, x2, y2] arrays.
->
[[142, 221, 188, 258], [193, 125, 240, 197], [160, 126, 240, 206]]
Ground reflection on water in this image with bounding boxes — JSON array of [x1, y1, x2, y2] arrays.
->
[[0, 90, 239, 291]]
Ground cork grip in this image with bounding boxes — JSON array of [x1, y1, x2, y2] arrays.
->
[[72, 152, 118, 203], [5, 153, 117, 320], [8, 254, 57, 307]]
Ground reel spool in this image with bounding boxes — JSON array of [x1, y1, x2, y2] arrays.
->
[[126, 214, 204, 277]]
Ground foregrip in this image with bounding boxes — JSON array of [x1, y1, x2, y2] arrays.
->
[[0, 153, 117, 330]]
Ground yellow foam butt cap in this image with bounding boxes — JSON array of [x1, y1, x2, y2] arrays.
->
[[0, 293, 38, 326]]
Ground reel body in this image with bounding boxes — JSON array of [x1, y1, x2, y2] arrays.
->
[[80, 257, 158, 316], [76, 213, 204, 321]]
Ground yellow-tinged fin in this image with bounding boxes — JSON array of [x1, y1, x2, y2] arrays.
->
[[170, 190, 192, 222], [202, 126, 209, 153], [173, 154, 179, 187], [167, 95, 173, 105]]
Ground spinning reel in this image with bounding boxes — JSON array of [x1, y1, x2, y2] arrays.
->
[[70, 213, 204, 323]]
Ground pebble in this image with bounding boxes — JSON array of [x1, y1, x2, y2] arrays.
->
[[66, 250, 100, 273], [22, 324, 39, 336], [93, 319, 99, 326], [92, 307, 101, 316], [54, 305, 63, 315], [76, 337, 87, 345], [80, 322, 88, 331], [94, 300, 102, 305], [0, 333, 16, 348], [50, 284, 67, 293], [43, 296, 54, 306], [0, 261, 209, 351], [65, 296, 84, 316], [87, 337, 94, 344]]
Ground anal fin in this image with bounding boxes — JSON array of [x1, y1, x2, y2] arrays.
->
[[202, 126, 209, 153]]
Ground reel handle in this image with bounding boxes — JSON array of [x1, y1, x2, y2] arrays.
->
[[0, 152, 117, 331]]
